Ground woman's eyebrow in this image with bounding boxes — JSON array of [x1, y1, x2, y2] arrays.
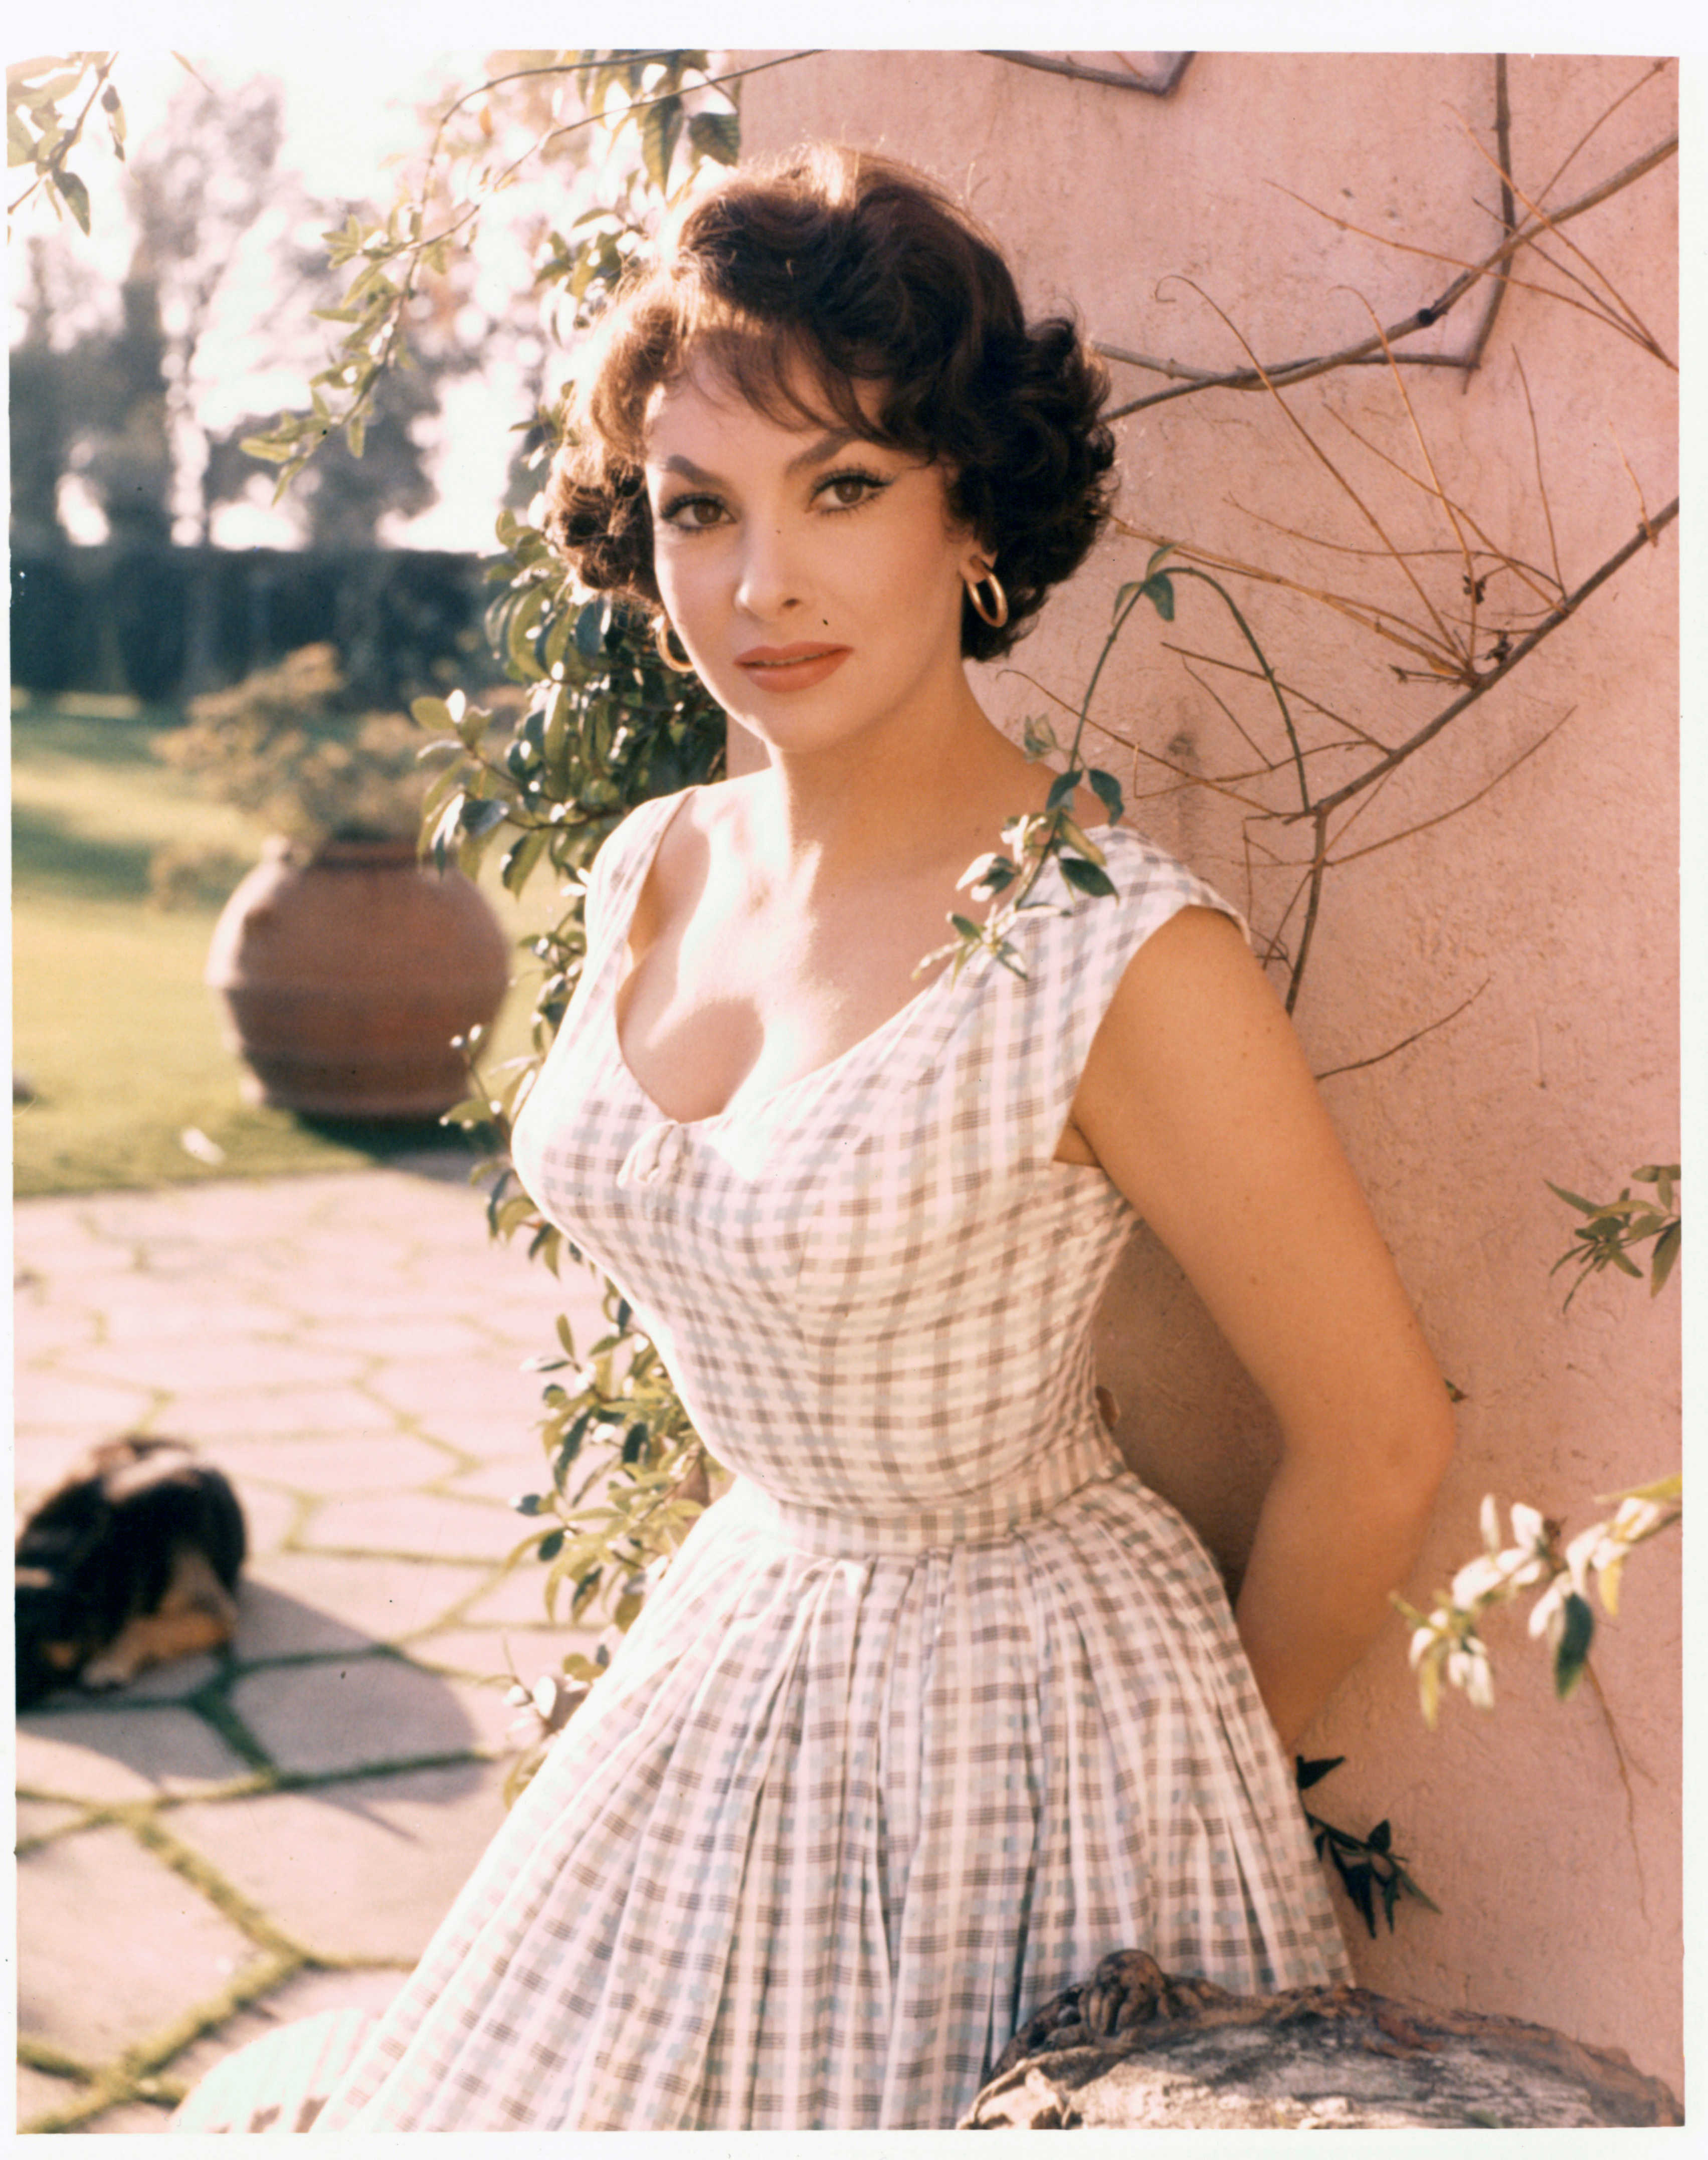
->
[[650, 429, 870, 490], [784, 427, 865, 475]]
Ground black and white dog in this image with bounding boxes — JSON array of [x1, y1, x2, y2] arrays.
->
[[15, 1437, 247, 1709]]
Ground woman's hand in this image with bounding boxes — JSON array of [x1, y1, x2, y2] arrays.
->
[[1066, 905, 1455, 1751]]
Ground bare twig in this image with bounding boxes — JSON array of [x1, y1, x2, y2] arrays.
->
[[1457, 86, 1672, 364], [1164, 644, 1392, 754], [1101, 131, 1676, 419], [1314, 405, 1563, 617], [1459, 54, 1516, 383], [1347, 297, 1482, 665], [1329, 706, 1579, 867], [1157, 284, 1467, 666], [1532, 56, 1671, 204], [1315, 979, 1490, 1080], [977, 50, 1193, 97], [1607, 426, 1655, 543], [1125, 522, 1478, 681], [1298, 499, 1676, 823], [1286, 808, 1331, 1012], [1514, 352, 1565, 595]]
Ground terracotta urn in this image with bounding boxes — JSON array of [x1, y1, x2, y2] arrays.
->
[[206, 836, 510, 1119]]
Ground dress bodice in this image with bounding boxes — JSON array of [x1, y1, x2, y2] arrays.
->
[[511, 789, 1242, 1555]]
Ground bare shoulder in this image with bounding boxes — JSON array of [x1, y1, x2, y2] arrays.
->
[[1074, 898, 1447, 1439], [1076, 899, 1319, 1182]]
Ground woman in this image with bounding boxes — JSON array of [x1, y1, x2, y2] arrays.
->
[[179, 143, 1452, 2133]]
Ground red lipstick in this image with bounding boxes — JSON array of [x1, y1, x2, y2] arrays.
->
[[733, 643, 851, 694]]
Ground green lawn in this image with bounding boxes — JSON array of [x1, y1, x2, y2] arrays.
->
[[12, 691, 554, 1198]]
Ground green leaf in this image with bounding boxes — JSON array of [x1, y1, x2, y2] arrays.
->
[[1021, 714, 1061, 762], [1545, 1180, 1599, 1216], [1145, 541, 1178, 578], [1141, 571, 1176, 622], [1650, 1219, 1681, 1294], [459, 796, 510, 839], [1336, 1856, 1378, 1938], [1059, 856, 1117, 900], [637, 93, 683, 192], [501, 824, 550, 896], [1087, 767, 1124, 823], [1294, 1754, 1345, 1793], [1553, 1591, 1595, 1699], [574, 599, 609, 660], [1045, 768, 1081, 812], [505, 585, 547, 679], [53, 165, 91, 233], [537, 1528, 565, 1562], [687, 109, 739, 166], [411, 695, 455, 733]]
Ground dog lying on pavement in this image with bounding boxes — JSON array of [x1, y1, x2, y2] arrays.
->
[[15, 1436, 247, 1709]]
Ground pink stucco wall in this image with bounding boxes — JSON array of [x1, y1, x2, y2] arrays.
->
[[737, 51, 1681, 2094]]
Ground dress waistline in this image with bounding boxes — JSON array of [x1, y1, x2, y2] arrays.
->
[[714, 1421, 1128, 1560]]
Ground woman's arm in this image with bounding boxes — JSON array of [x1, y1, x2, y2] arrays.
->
[[1067, 904, 1455, 1752]]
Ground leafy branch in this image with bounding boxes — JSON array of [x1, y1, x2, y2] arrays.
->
[[1398, 1164, 1680, 1724], [241, 50, 809, 491], [1399, 1479, 1681, 1724], [1295, 1754, 1439, 1937], [1548, 1164, 1679, 1307], [7, 51, 124, 235], [921, 570, 1170, 983]]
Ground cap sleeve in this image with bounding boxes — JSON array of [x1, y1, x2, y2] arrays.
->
[[995, 827, 1248, 1156], [577, 790, 687, 984]]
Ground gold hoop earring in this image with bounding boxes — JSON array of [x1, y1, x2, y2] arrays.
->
[[653, 616, 696, 675], [966, 567, 1009, 630]]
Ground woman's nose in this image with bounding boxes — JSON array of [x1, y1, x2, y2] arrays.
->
[[733, 521, 802, 620]]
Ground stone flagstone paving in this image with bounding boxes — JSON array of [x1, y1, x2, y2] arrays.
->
[[14, 1165, 610, 2133]]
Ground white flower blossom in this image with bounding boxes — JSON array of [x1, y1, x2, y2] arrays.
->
[[1449, 1553, 1506, 1607], [1564, 1522, 1603, 1594], [1528, 1576, 1570, 1641], [1446, 1642, 1495, 1710], [1611, 1496, 1665, 1541]]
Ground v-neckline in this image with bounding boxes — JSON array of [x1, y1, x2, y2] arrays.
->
[[604, 791, 953, 1130], [601, 789, 1119, 1132]]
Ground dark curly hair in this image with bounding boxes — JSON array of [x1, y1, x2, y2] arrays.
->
[[543, 144, 1116, 663]]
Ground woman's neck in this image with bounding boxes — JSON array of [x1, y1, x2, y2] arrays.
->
[[741, 680, 1029, 888]]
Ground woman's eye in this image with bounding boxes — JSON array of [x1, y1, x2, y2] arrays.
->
[[820, 471, 887, 510], [662, 494, 726, 530]]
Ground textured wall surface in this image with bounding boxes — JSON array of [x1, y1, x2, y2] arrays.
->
[[738, 50, 1680, 2092]]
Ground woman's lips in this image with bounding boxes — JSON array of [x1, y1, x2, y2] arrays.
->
[[733, 643, 851, 694]]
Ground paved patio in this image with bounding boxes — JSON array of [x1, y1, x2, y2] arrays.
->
[[14, 1162, 608, 2132]]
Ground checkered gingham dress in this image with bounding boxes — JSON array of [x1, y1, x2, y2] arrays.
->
[[176, 789, 1349, 2133]]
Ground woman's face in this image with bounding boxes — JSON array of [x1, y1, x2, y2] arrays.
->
[[642, 358, 985, 758]]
